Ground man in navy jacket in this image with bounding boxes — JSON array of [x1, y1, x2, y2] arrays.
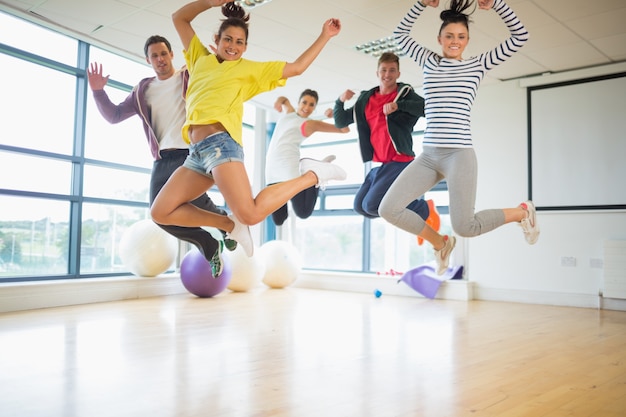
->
[[333, 52, 430, 221]]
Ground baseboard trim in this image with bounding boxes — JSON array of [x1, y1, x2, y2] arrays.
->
[[599, 296, 626, 311], [0, 275, 187, 314], [473, 286, 607, 309], [0, 271, 472, 314], [2, 271, 623, 313], [294, 270, 474, 301]]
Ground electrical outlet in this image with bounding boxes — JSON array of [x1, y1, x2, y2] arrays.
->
[[561, 256, 577, 267], [590, 258, 603, 269]]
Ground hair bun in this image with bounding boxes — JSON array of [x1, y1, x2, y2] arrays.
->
[[439, 0, 474, 22], [222, 1, 249, 22], [440, 10, 457, 20]]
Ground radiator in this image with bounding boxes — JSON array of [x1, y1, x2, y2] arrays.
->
[[603, 240, 626, 299]]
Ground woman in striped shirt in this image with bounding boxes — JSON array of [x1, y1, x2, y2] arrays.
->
[[379, 0, 538, 275]]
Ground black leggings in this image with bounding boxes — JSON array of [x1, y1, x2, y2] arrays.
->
[[270, 185, 319, 226]]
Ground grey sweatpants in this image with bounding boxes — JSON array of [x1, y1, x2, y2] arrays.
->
[[379, 146, 505, 238]]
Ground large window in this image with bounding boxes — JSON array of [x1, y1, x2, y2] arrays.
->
[[0, 196, 70, 277], [0, 54, 77, 154], [0, 12, 165, 281], [0, 10, 450, 282]]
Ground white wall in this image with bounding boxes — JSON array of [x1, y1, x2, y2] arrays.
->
[[468, 74, 626, 308]]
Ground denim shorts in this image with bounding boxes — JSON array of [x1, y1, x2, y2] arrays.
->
[[183, 132, 244, 179]]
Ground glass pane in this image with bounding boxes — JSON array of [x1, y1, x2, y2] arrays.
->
[[80, 204, 168, 274], [242, 124, 256, 180], [84, 86, 153, 168], [301, 141, 364, 186], [294, 215, 363, 271], [409, 211, 453, 267], [83, 165, 150, 202], [428, 190, 450, 208], [0, 196, 70, 278], [89, 47, 153, 86], [0, 54, 76, 154], [207, 190, 225, 207], [414, 117, 427, 132], [322, 194, 354, 210], [413, 130, 425, 155], [370, 218, 427, 274], [369, 200, 453, 275], [242, 101, 256, 127], [303, 124, 357, 146], [0, 151, 72, 195], [0, 11, 78, 66]]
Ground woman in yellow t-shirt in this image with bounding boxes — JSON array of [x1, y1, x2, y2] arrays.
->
[[151, 0, 345, 277]]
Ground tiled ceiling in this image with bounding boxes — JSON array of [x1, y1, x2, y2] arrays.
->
[[1, 0, 625, 112]]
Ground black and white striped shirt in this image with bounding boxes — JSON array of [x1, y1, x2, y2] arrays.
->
[[394, 0, 529, 148]]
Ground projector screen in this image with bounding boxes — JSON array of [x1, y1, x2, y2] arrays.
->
[[528, 73, 626, 210]]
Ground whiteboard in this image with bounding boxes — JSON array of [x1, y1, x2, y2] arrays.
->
[[529, 74, 626, 210]]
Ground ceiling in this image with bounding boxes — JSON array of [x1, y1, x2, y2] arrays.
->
[[2, 0, 626, 113]]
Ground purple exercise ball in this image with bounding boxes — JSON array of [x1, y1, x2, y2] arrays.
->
[[180, 249, 232, 298]]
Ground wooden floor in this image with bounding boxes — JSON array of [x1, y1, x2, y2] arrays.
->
[[0, 288, 625, 417]]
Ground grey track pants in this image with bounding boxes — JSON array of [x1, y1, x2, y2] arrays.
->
[[379, 146, 505, 238]]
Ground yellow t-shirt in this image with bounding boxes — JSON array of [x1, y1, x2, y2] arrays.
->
[[183, 35, 287, 145]]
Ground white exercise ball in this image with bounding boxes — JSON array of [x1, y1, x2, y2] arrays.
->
[[119, 219, 177, 277], [259, 240, 302, 289], [226, 245, 266, 292]]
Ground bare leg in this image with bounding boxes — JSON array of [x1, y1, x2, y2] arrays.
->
[[151, 166, 234, 232], [152, 161, 328, 229], [418, 204, 530, 250], [213, 161, 318, 225], [503, 206, 528, 223], [418, 224, 447, 251]]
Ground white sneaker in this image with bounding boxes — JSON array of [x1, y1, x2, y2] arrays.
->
[[322, 155, 336, 163], [519, 201, 539, 245], [434, 235, 456, 276], [226, 214, 254, 257], [299, 157, 346, 190]]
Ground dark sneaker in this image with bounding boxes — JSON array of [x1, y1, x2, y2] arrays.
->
[[210, 240, 224, 278], [224, 238, 238, 252]]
